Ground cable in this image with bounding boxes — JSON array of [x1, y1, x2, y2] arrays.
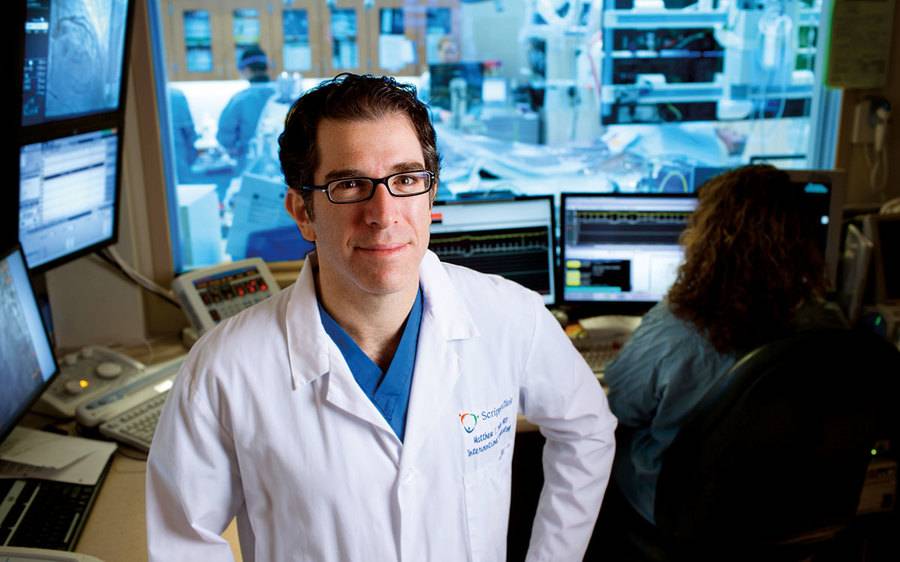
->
[[94, 249, 182, 310]]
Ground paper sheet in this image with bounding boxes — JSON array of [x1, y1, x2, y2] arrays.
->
[[0, 427, 116, 485]]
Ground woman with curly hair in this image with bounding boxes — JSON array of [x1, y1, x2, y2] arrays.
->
[[601, 164, 847, 526]]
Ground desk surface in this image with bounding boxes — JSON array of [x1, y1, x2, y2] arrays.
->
[[76, 454, 243, 561]]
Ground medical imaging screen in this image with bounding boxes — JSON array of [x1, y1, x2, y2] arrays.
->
[[562, 194, 697, 304], [0, 248, 57, 441], [21, 0, 130, 126], [430, 197, 556, 305], [19, 128, 119, 270]]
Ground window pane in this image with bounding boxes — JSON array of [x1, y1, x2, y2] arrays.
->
[[233, 8, 260, 63], [183, 10, 212, 73], [330, 8, 358, 70], [379, 8, 414, 71], [152, 0, 838, 272], [283, 9, 311, 72]]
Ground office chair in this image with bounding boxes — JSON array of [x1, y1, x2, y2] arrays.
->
[[641, 328, 900, 562]]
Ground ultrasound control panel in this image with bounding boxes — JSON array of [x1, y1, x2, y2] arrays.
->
[[33, 346, 146, 418], [172, 257, 281, 334]]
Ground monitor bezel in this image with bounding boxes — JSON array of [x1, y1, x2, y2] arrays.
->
[[17, 118, 126, 274], [558, 191, 698, 316], [431, 194, 558, 306], [0, 243, 60, 446], [782, 169, 847, 293], [863, 212, 900, 306], [18, 0, 136, 130]]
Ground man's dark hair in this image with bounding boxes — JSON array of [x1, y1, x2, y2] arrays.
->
[[668, 164, 828, 354], [278, 73, 440, 216], [238, 45, 269, 73]]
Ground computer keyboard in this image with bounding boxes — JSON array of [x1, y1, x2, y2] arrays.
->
[[0, 474, 107, 550], [99, 392, 169, 452], [573, 338, 623, 375]]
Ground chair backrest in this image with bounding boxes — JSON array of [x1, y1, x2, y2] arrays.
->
[[654, 328, 900, 547]]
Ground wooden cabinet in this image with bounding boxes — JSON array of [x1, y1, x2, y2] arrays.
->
[[161, 0, 459, 81], [165, 0, 229, 80], [276, 0, 324, 76]]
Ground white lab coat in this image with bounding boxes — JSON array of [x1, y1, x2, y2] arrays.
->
[[146, 251, 616, 562]]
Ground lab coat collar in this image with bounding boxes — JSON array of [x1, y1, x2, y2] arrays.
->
[[418, 250, 480, 342], [284, 250, 480, 390], [400, 251, 479, 462], [284, 252, 331, 389]]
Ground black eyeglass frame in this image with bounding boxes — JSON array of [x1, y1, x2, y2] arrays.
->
[[298, 170, 435, 204]]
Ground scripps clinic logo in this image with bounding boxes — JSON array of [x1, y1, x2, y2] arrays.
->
[[459, 412, 478, 433]]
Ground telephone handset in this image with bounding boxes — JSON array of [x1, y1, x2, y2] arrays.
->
[[172, 257, 281, 334]]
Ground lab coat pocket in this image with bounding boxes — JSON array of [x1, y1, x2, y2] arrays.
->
[[463, 455, 512, 562]]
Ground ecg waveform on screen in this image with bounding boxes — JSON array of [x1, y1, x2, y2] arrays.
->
[[569, 210, 692, 246], [575, 210, 692, 224], [430, 226, 551, 294]]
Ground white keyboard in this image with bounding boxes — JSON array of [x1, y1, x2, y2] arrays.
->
[[99, 391, 169, 452], [85, 357, 185, 452]]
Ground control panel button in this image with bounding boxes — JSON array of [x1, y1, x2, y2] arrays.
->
[[63, 353, 79, 366], [81, 347, 95, 359], [64, 380, 87, 395], [96, 362, 124, 379]]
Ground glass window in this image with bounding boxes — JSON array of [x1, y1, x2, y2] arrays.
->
[[330, 8, 359, 70], [149, 0, 839, 272], [283, 9, 312, 72], [183, 10, 213, 73], [232, 8, 261, 63]]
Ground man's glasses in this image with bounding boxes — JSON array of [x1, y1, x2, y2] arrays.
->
[[300, 170, 434, 204]]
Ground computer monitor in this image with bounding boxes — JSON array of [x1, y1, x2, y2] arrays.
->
[[0, 245, 59, 445], [837, 223, 874, 326], [783, 169, 846, 291], [428, 62, 484, 111], [430, 196, 557, 305], [20, 0, 134, 127], [560, 193, 698, 311], [18, 127, 123, 272], [863, 212, 900, 305]]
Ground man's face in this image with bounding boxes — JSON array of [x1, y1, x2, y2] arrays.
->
[[285, 113, 434, 302]]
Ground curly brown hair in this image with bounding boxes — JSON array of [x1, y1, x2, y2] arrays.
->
[[668, 165, 828, 354]]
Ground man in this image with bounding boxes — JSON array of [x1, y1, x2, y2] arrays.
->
[[216, 45, 276, 174], [146, 73, 616, 561]]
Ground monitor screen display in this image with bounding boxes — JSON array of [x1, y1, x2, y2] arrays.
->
[[784, 169, 845, 290], [0, 245, 58, 445], [428, 62, 484, 111], [561, 193, 698, 306], [21, 0, 132, 126], [19, 127, 120, 271], [430, 196, 557, 305]]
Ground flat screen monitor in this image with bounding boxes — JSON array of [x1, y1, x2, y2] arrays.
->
[[783, 169, 846, 291], [21, 0, 133, 127], [863, 212, 900, 305], [430, 196, 557, 305], [560, 193, 698, 310], [428, 62, 484, 111], [0, 245, 59, 445], [19, 127, 122, 272]]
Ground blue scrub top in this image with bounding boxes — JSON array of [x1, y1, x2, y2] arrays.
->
[[318, 289, 423, 441]]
